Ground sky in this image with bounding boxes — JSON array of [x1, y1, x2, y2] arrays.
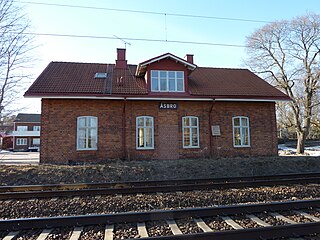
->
[[14, 0, 320, 113]]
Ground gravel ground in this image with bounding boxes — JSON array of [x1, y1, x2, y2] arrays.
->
[[0, 156, 320, 186], [46, 227, 73, 240], [202, 217, 232, 231], [232, 214, 260, 228], [15, 229, 42, 240], [0, 184, 319, 219], [255, 212, 287, 226], [146, 221, 172, 237], [176, 218, 201, 234], [280, 210, 312, 223], [80, 225, 104, 240], [113, 223, 139, 239]]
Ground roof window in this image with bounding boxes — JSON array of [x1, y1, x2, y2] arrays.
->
[[94, 73, 108, 79]]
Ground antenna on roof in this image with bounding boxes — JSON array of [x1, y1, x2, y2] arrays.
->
[[113, 35, 131, 49]]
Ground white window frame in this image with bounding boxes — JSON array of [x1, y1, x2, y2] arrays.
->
[[232, 116, 250, 147], [32, 138, 40, 145], [151, 70, 185, 92], [136, 116, 154, 150], [77, 116, 98, 150], [16, 138, 27, 145], [33, 126, 41, 131], [17, 126, 28, 131], [182, 116, 200, 148]]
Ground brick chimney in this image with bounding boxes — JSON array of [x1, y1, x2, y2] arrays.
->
[[115, 48, 127, 69], [185, 54, 194, 64]]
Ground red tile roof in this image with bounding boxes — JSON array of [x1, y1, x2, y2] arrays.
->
[[25, 58, 290, 101], [188, 67, 289, 99]]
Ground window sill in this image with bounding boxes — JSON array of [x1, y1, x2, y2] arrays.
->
[[136, 148, 154, 150], [233, 145, 251, 148], [77, 148, 98, 151], [183, 146, 200, 149]]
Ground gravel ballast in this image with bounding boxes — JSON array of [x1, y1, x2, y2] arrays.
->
[[0, 156, 320, 186], [0, 184, 319, 219]]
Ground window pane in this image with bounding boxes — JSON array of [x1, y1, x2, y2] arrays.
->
[[241, 118, 248, 126], [138, 128, 145, 147], [33, 126, 40, 131], [88, 128, 97, 148], [190, 117, 198, 126], [78, 139, 85, 149], [151, 70, 158, 77], [145, 117, 153, 127], [234, 128, 241, 146], [177, 79, 184, 91], [177, 71, 184, 78], [183, 117, 190, 127], [160, 71, 167, 78], [191, 128, 198, 146], [33, 138, 40, 145], [137, 117, 144, 127], [145, 127, 153, 147], [17, 126, 28, 131], [89, 117, 97, 127], [168, 71, 175, 78], [233, 118, 240, 126], [169, 78, 175, 91], [78, 117, 86, 127], [160, 78, 167, 91], [242, 128, 249, 145], [78, 128, 86, 149], [184, 128, 190, 146], [151, 77, 159, 91]]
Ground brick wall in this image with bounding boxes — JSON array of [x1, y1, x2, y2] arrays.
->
[[40, 99, 277, 164]]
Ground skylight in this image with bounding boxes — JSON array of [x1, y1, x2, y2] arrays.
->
[[94, 73, 108, 79]]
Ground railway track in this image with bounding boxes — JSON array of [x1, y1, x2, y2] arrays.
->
[[0, 199, 320, 239], [1, 172, 320, 200]]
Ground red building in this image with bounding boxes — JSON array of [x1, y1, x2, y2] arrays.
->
[[25, 49, 290, 164], [12, 113, 41, 151]]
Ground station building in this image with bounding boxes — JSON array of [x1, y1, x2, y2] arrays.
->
[[24, 49, 290, 164]]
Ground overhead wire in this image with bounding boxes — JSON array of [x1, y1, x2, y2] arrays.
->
[[22, 32, 247, 48], [17, 1, 271, 24], [12, 1, 277, 49]]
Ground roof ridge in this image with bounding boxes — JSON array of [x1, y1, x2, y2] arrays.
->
[[49, 61, 139, 68], [197, 66, 250, 70]]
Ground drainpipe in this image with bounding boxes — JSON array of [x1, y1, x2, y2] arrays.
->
[[209, 99, 215, 157], [122, 97, 127, 160]]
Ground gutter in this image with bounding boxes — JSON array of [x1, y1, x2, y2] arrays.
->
[[24, 95, 289, 102]]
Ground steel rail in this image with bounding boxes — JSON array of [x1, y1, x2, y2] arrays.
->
[[0, 199, 319, 231], [0, 176, 320, 200], [0, 172, 319, 193]]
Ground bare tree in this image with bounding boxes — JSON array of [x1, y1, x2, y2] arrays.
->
[[245, 13, 320, 154], [0, 0, 33, 116]]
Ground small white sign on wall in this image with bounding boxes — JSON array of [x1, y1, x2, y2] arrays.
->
[[211, 125, 221, 136]]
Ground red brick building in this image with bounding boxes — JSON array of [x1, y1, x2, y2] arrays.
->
[[12, 113, 41, 151], [25, 49, 290, 164]]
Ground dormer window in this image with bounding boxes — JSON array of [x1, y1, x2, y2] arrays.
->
[[151, 70, 184, 92]]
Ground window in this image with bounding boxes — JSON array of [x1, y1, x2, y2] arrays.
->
[[16, 138, 27, 145], [233, 116, 250, 147], [33, 138, 40, 145], [136, 116, 154, 149], [17, 126, 28, 131], [151, 70, 184, 92], [33, 126, 41, 131], [182, 116, 199, 148], [77, 116, 98, 150]]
